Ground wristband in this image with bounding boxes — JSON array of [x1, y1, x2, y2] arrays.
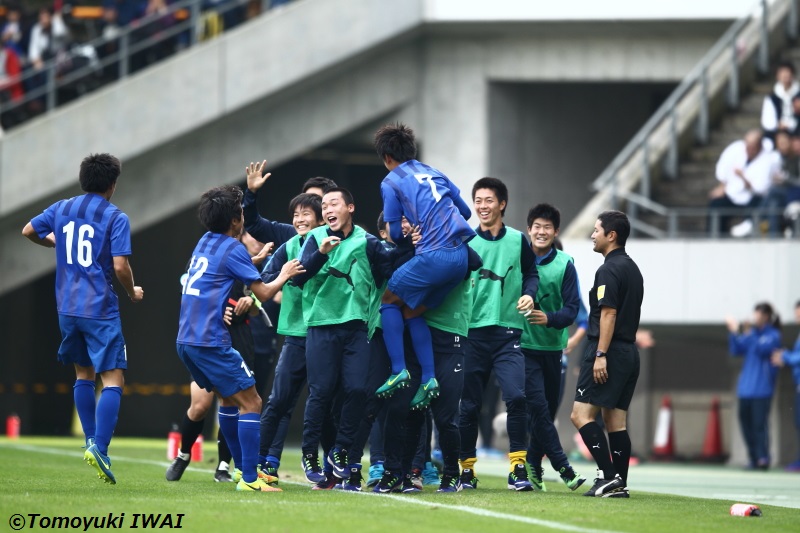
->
[[250, 293, 262, 309]]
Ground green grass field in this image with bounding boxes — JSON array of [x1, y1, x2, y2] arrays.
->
[[1, 437, 797, 532]]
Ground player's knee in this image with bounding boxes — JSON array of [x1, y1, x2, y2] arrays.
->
[[187, 403, 210, 421], [505, 397, 526, 415]]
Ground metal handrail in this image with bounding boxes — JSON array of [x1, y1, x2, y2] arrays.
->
[[591, 0, 787, 194], [0, 0, 258, 122]]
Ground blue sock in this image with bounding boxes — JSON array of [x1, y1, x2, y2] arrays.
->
[[218, 406, 242, 473], [73, 379, 96, 444], [95, 386, 121, 455], [238, 413, 261, 483], [258, 454, 268, 466], [380, 304, 407, 374], [406, 317, 435, 382], [267, 455, 281, 468]]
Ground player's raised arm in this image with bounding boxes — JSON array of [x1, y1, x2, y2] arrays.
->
[[250, 259, 305, 302], [242, 160, 296, 246]]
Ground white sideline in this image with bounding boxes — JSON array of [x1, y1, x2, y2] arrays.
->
[[4, 443, 623, 533]]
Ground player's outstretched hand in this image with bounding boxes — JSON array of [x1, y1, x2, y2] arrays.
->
[[252, 242, 274, 266], [281, 259, 306, 278], [410, 225, 421, 246], [223, 305, 234, 326], [319, 236, 341, 255], [130, 286, 144, 303], [527, 310, 548, 326], [771, 349, 785, 367], [724, 315, 739, 333], [245, 160, 272, 193]]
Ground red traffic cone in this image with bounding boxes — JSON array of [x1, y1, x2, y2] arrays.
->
[[652, 395, 675, 460], [700, 397, 726, 462]]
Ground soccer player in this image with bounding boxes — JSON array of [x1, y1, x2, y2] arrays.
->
[[22, 153, 143, 484], [520, 203, 585, 492], [256, 193, 329, 484], [176, 185, 304, 492], [374, 123, 475, 409], [458, 177, 538, 491], [293, 187, 402, 484], [166, 232, 271, 484], [570, 211, 643, 498]]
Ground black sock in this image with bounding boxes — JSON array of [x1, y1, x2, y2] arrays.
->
[[608, 430, 631, 485], [217, 427, 232, 465], [180, 413, 205, 455], [578, 422, 617, 479]]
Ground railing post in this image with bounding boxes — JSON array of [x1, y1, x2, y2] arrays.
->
[[46, 64, 56, 112], [710, 212, 721, 239], [664, 108, 679, 180], [728, 38, 740, 108], [628, 200, 638, 238], [641, 141, 651, 199], [789, 0, 798, 40], [696, 67, 709, 145], [190, 0, 201, 47], [610, 173, 618, 211], [758, 0, 769, 75], [119, 32, 129, 79], [668, 212, 678, 238]]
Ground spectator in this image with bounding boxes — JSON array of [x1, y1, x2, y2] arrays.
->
[[708, 129, 780, 236], [772, 301, 800, 472], [760, 130, 800, 236], [0, 4, 24, 58], [27, 7, 68, 71], [726, 303, 782, 470], [0, 27, 25, 129], [761, 61, 799, 144], [102, 1, 147, 28]]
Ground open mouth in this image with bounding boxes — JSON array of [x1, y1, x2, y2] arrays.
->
[[327, 216, 338, 226], [478, 210, 491, 220]]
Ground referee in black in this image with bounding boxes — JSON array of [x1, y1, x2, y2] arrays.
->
[[570, 211, 643, 498]]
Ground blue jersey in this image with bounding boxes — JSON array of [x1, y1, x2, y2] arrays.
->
[[30, 193, 132, 319], [177, 232, 261, 347], [381, 160, 474, 254]]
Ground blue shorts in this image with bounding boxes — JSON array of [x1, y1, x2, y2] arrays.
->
[[388, 244, 468, 310], [57, 315, 127, 374], [176, 343, 256, 399]]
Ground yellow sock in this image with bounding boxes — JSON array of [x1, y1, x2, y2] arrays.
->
[[509, 451, 526, 471], [460, 457, 477, 475]]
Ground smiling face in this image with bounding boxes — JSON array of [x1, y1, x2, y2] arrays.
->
[[322, 191, 354, 233], [473, 188, 505, 230], [591, 219, 613, 255], [293, 205, 322, 236], [528, 217, 558, 255]]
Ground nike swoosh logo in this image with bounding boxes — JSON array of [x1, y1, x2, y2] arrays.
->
[[388, 374, 402, 385], [96, 453, 110, 470], [513, 344, 520, 349], [454, 368, 463, 373]]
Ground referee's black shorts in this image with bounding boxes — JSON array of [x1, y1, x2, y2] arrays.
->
[[574, 340, 639, 411]]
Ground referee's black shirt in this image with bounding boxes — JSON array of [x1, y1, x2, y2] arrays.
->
[[587, 247, 644, 344]]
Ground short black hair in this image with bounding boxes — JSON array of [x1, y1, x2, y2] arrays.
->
[[597, 210, 630, 247], [755, 302, 781, 330], [198, 185, 243, 234], [527, 203, 561, 230], [472, 177, 509, 216], [288, 193, 322, 222], [79, 153, 121, 193], [374, 123, 417, 164], [377, 211, 386, 234], [301, 176, 337, 195], [795, 299, 800, 308], [777, 60, 797, 75], [323, 187, 354, 206]]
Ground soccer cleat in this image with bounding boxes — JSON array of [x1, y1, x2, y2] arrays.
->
[[583, 473, 626, 497], [214, 469, 233, 482], [529, 464, 546, 492], [311, 473, 339, 490], [301, 453, 326, 484], [259, 462, 279, 486], [459, 468, 478, 489], [507, 464, 533, 491], [401, 475, 422, 493], [437, 474, 462, 492], [166, 455, 190, 481], [232, 468, 242, 483], [605, 488, 630, 498], [335, 464, 363, 491], [367, 462, 384, 487], [373, 471, 402, 493], [83, 437, 96, 449], [84, 444, 116, 484], [422, 461, 440, 486], [559, 465, 586, 491], [236, 478, 282, 492], [375, 369, 412, 398], [327, 448, 349, 479], [410, 468, 424, 490], [409, 378, 440, 410]]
